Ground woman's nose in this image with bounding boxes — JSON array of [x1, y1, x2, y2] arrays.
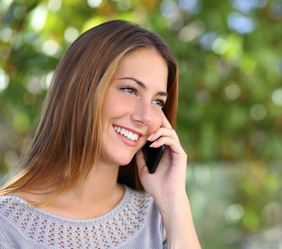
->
[[131, 100, 152, 126]]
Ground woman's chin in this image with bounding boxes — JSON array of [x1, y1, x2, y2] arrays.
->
[[117, 156, 135, 166], [103, 153, 135, 166]]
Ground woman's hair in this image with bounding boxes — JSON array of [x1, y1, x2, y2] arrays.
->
[[0, 20, 178, 205]]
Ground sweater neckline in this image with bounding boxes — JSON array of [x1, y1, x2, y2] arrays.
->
[[10, 185, 133, 223]]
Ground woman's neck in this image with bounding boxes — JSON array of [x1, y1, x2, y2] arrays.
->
[[17, 161, 125, 219]]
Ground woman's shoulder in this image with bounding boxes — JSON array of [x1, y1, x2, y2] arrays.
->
[[115, 185, 157, 221], [122, 185, 164, 226], [0, 193, 23, 212], [0, 193, 30, 227], [123, 185, 153, 205]]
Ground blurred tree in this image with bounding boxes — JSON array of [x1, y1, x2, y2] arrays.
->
[[1, 0, 281, 169]]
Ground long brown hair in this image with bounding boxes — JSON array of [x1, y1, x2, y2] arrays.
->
[[0, 20, 178, 205]]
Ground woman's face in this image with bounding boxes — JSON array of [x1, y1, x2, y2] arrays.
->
[[100, 48, 168, 166]]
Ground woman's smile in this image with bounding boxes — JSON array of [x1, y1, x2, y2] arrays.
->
[[113, 125, 142, 145]]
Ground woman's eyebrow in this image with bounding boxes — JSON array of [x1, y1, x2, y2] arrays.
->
[[118, 77, 168, 97]]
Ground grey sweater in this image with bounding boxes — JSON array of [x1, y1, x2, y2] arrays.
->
[[0, 186, 168, 249]]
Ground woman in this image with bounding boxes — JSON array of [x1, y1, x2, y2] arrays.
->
[[0, 20, 201, 248]]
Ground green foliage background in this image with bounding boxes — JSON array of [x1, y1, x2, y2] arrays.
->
[[1, 0, 282, 248]]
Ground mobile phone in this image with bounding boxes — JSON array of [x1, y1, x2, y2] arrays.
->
[[142, 141, 165, 174]]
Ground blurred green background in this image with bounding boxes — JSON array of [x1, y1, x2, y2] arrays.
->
[[0, 0, 282, 248]]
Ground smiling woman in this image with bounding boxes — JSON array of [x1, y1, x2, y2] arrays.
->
[[0, 20, 201, 249]]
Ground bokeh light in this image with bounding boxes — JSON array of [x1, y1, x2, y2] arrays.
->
[[0, 27, 13, 43], [224, 83, 241, 100], [42, 40, 60, 56], [48, 0, 62, 12], [231, 0, 260, 14], [87, 0, 103, 8], [212, 38, 228, 55], [272, 88, 282, 107], [64, 27, 79, 43], [250, 104, 267, 121], [0, 69, 9, 91], [178, 0, 200, 14], [160, 0, 180, 20], [178, 21, 204, 42], [227, 12, 255, 34], [225, 203, 244, 222], [30, 5, 48, 31]]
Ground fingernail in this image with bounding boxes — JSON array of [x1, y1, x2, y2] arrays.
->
[[147, 133, 155, 141], [149, 140, 159, 147]]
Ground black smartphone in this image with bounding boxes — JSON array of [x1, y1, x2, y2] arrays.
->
[[142, 141, 165, 174]]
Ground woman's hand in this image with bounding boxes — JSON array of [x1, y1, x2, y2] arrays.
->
[[135, 112, 188, 202], [136, 113, 202, 249]]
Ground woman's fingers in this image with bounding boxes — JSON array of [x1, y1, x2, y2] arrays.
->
[[147, 112, 179, 143], [145, 113, 187, 165], [149, 136, 186, 156], [147, 127, 179, 144]]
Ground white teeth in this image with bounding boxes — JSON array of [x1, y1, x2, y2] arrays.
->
[[113, 126, 139, 141], [132, 134, 137, 140], [128, 132, 133, 139]]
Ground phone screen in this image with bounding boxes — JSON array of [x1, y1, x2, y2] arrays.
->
[[142, 141, 165, 173]]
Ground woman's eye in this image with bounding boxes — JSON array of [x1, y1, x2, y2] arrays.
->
[[120, 87, 137, 95], [152, 99, 165, 107]]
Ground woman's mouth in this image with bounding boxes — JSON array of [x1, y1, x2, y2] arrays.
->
[[113, 125, 140, 142]]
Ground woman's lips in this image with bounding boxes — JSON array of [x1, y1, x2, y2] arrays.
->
[[113, 125, 143, 147]]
